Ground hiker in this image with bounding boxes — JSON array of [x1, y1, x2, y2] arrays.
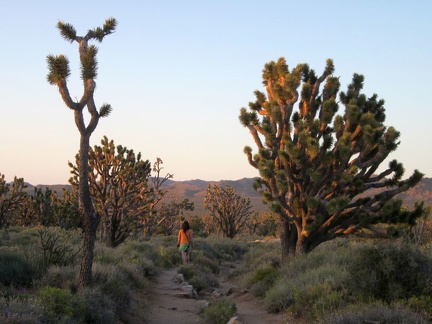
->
[[177, 220, 194, 264]]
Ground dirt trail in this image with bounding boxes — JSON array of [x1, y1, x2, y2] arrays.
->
[[144, 261, 305, 324], [144, 267, 203, 324]]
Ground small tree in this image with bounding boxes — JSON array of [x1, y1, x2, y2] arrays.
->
[[47, 18, 117, 287], [0, 173, 27, 228], [156, 197, 194, 236], [142, 158, 174, 237], [239, 58, 424, 257], [30, 187, 56, 226], [52, 188, 81, 230], [204, 184, 253, 238], [69, 136, 152, 247]]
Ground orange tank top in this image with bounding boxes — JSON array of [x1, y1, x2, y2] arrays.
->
[[179, 230, 191, 244]]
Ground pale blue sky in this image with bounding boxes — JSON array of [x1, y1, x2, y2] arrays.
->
[[1, 1, 431, 185]]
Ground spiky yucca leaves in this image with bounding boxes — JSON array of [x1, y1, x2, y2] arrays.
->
[[239, 58, 424, 257], [46, 55, 70, 85], [99, 103, 112, 118]]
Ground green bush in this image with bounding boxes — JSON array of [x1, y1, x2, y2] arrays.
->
[[263, 247, 350, 317], [246, 266, 280, 298], [135, 257, 157, 279], [38, 265, 77, 289], [39, 286, 78, 322], [347, 243, 432, 301], [37, 227, 81, 270], [100, 277, 132, 317], [0, 250, 35, 286], [201, 299, 237, 324], [402, 295, 432, 318], [247, 266, 279, 286], [178, 264, 198, 280], [321, 302, 428, 324], [193, 255, 220, 274], [0, 294, 43, 323], [75, 287, 116, 324], [208, 238, 247, 261], [188, 271, 219, 292], [120, 241, 160, 264], [157, 245, 182, 268], [264, 281, 295, 313]]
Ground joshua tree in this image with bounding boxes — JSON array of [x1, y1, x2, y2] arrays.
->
[[69, 136, 153, 248], [240, 58, 424, 258], [46, 18, 117, 287], [0, 173, 27, 228], [204, 184, 253, 238]]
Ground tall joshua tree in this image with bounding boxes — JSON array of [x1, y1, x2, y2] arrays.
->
[[239, 58, 424, 258], [47, 18, 117, 287]]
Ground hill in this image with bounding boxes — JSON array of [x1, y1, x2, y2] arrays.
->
[[24, 177, 432, 216]]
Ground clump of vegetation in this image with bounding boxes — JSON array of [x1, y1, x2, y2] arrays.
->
[[0, 250, 35, 287], [346, 242, 432, 301], [246, 266, 280, 297], [39, 286, 78, 322], [321, 302, 429, 324], [258, 239, 432, 321], [201, 299, 237, 324]]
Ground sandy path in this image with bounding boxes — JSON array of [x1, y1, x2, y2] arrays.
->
[[144, 267, 204, 323], [144, 261, 305, 324]]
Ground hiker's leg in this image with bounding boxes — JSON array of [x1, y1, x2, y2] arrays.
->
[[181, 250, 187, 264]]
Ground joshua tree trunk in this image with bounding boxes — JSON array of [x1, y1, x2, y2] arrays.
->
[[78, 133, 100, 287], [279, 219, 297, 260]]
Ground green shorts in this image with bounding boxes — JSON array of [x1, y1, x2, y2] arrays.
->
[[179, 243, 191, 252]]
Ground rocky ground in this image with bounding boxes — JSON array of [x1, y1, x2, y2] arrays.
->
[[142, 260, 306, 324]]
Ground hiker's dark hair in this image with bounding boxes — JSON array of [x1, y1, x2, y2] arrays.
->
[[181, 220, 190, 232]]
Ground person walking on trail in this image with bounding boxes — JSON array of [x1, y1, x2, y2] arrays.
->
[[177, 220, 194, 264]]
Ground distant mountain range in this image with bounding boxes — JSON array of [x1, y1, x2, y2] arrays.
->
[[25, 177, 432, 216]]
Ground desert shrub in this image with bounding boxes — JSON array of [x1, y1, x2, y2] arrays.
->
[[242, 241, 281, 270], [347, 242, 432, 301], [0, 250, 35, 286], [39, 286, 80, 323], [403, 295, 432, 318], [187, 273, 210, 292], [120, 240, 160, 264], [157, 245, 182, 268], [207, 238, 247, 261], [246, 266, 279, 287], [321, 302, 428, 324], [264, 245, 351, 317], [92, 262, 137, 318], [178, 264, 198, 280], [75, 287, 116, 324], [188, 271, 219, 292], [245, 266, 280, 298], [94, 245, 123, 265], [100, 277, 132, 317], [201, 299, 236, 324], [264, 281, 295, 313], [0, 294, 43, 323], [37, 265, 77, 289], [193, 255, 220, 274], [5, 227, 40, 247], [178, 263, 219, 292], [37, 227, 81, 270], [291, 281, 347, 320], [120, 262, 148, 288], [135, 257, 157, 278]]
